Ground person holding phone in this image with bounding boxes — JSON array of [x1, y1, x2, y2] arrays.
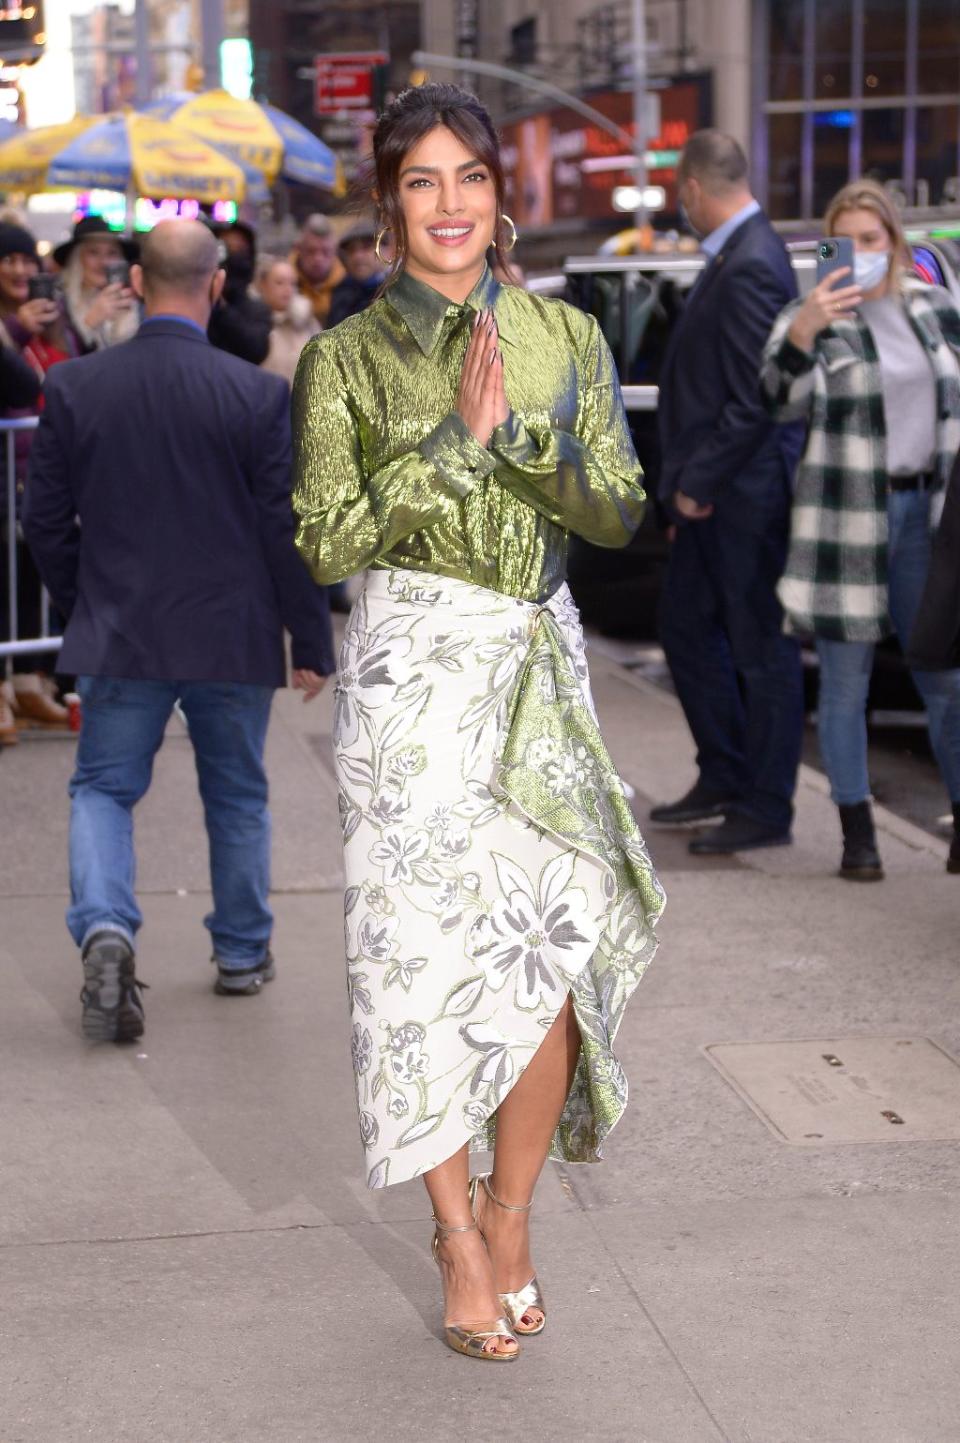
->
[[53, 215, 140, 355], [0, 219, 74, 732], [761, 178, 960, 880]]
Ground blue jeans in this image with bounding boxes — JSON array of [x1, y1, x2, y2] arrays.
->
[[816, 489, 960, 806], [68, 677, 275, 967]]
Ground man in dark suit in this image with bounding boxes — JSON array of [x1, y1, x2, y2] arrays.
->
[[652, 130, 805, 853], [23, 220, 335, 1042]]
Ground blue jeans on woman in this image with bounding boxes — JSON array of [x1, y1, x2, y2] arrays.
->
[[67, 677, 275, 968], [816, 489, 960, 806]]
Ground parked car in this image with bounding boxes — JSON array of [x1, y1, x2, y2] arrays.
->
[[555, 233, 960, 711]]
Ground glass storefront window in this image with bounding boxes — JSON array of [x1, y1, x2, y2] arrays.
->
[[758, 0, 959, 218], [861, 106, 905, 190], [861, 0, 907, 97], [815, 0, 852, 100], [915, 107, 960, 208], [767, 0, 806, 102], [767, 112, 804, 221], [813, 113, 854, 216], [917, 2, 960, 96]]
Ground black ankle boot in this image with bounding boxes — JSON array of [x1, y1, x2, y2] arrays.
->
[[838, 801, 884, 881], [949, 803, 960, 875]]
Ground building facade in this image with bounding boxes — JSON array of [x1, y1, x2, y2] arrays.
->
[[420, 0, 960, 250], [248, 0, 421, 206], [759, 0, 960, 221], [70, 1, 250, 116]]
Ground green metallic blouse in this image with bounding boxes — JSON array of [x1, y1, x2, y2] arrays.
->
[[291, 265, 645, 603]]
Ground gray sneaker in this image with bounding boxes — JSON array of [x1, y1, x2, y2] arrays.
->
[[80, 931, 147, 1043], [213, 951, 276, 996]]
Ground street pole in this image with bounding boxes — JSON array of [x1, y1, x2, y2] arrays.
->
[[410, 51, 635, 151], [134, 0, 152, 107], [632, 0, 648, 230], [201, 0, 224, 91]]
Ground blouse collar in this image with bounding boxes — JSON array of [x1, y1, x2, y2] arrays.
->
[[385, 264, 509, 356]]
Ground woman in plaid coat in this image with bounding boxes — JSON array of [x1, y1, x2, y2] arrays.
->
[[761, 179, 960, 880]]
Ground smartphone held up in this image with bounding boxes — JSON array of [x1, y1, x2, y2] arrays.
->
[[104, 259, 131, 289], [27, 272, 59, 304], [816, 236, 855, 286]]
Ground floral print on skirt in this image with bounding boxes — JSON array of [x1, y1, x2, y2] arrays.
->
[[334, 568, 665, 1189]]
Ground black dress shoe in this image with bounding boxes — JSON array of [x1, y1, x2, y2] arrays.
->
[[688, 814, 791, 855], [649, 783, 738, 826]]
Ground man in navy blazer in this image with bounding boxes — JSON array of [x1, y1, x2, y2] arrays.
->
[[652, 130, 805, 854], [23, 219, 335, 1042]]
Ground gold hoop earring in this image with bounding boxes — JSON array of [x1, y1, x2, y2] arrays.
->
[[375, 227, 391, 265], [496, 214, 518, 253]]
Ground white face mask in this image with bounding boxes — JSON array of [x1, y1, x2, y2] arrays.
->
[[854, 249, 891, 292]]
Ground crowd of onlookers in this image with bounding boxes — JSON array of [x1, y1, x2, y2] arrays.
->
[[0, 207, 393, 745]]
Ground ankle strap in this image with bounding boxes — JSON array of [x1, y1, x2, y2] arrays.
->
[[432, 1215, 479, 1237], [481, 1175, 533, 1213]]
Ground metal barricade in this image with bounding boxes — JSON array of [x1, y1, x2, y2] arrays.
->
[[1, 415, 63, 674]]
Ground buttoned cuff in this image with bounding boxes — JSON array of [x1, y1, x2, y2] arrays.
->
[[777, 336, 817, 376], [419, 413, 497, 497], [490, 410, 539, 467]]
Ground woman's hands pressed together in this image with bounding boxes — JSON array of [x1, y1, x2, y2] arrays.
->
[[456, 307, 508, 449]]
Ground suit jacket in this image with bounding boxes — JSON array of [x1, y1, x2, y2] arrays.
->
[[908, 451, 960, 669], [23, 316, 334, 686], [657, 209, 805, 528]]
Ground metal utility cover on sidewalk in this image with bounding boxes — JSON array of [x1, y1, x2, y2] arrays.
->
[[704, 1037, 960, 1144]]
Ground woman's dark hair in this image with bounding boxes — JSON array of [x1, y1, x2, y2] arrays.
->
[[366, 82, 516, 286]]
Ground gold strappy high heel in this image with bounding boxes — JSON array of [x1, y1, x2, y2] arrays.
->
[[431, 1215, 520, 1362], [469, 1174, 546, 1336]]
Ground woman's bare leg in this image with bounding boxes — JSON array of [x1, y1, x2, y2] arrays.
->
[[480, 994, 581, 1330], [423, 1144, 518, 1356]]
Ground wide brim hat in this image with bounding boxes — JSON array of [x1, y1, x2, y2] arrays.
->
[[53, 215, 139, 269]]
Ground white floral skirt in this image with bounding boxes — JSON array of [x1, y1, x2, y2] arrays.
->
[[334, 568, 665, 1189]]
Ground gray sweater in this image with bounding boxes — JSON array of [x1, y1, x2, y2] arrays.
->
[[860, 293, 938, 477]]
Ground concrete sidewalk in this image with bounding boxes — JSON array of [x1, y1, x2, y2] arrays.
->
[[2, 649, 959, 1443]]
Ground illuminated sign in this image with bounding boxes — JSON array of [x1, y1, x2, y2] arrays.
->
[[220, 38, 253, 101], [0, 2, 45, 65], [500, 77, 712, 227], [75, 192, 238, 233]]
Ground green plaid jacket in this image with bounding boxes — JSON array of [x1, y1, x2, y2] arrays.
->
[[760, 279, 960, 641]]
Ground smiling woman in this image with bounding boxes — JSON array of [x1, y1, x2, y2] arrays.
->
[[367, 83, 517, 295], [291, 82, 664, 1367]]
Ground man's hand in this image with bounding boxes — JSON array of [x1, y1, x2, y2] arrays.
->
[[292, 668, 329, 702], [674, 490, 714, 521]]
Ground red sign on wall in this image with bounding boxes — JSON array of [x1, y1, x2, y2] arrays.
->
[[314, 51, 388, 117]]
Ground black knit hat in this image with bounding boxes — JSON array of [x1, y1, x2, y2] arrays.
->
[[0, 221, 38, 264]]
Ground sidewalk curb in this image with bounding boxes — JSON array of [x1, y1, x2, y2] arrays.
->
[[588, 648, 950, 864]]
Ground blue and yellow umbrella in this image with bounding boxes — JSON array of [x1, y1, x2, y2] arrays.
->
[[0, 116, 98, 193], [0, 112, 248, 202], [145, 89, 345, 195]]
